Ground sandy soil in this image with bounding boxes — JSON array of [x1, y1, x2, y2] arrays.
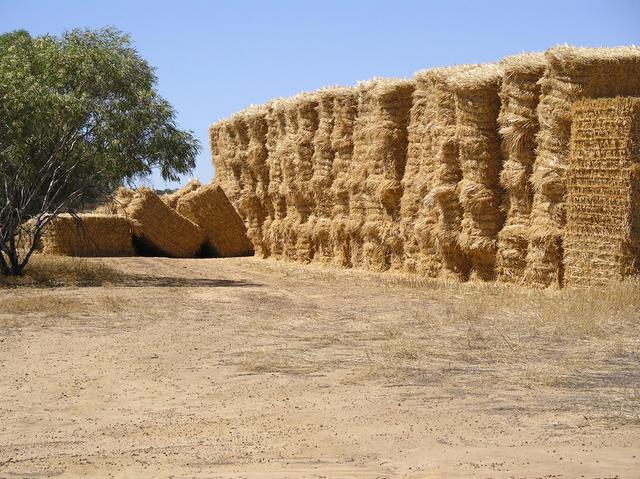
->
[[1, 257, 639, 478]]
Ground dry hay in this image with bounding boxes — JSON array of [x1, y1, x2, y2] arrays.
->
[[93, 187, 136, 215], [350, 78, 414, 271], [40, 214, 134, 257], [448, 64, 504, 281], [124, 187, 205, 258], [564, 97, 640, 285], [210, 119, 242, 206], [416, 65, 476, 280], [528, 45, 640, 287], [495, 53, 546, 284], [176, 182, 254, 257], [160, 179, 202, 209], [329, 87, 359, 267]]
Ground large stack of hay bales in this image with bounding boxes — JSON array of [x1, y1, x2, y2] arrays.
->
[[208, 45, 640, 288], [564, 97, 640, 285], [527, 46, 640, 287]]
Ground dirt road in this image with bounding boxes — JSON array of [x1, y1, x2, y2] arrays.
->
[[1, 257, 639, 478]]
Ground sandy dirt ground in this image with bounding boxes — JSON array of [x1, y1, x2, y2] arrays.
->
[[1, 257, 639, 478]]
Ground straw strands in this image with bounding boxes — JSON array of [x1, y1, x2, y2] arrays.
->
[[161, 179, 202, 209], [40, 214, 134, 257], [564, 97, 640, 285], [177, 182, 254, 257], [124, 188, 205, 258]]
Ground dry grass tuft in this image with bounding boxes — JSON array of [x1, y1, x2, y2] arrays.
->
[[0, 255, 126, 288]]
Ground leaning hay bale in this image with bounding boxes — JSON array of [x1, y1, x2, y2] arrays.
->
[[527, 45, 640, 287], [40, 214, 134, 257], [495, 53, 546, 284], [448, 64, 505, 281], [161, 179, 202, 209], [176, 182, 254, 257], [351, 78, 414, 271], [564, 97, 640, 286], [416, 65, 476, 279], [125, 188, 205, 258]]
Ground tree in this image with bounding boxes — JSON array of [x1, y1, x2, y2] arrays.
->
[[0, 27, 200, 275]]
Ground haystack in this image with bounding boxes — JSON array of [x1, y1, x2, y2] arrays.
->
[[329, 87, 359, 267], [161, 179, 202, 209], [416, 66, 476, 280], [564, 97, 640, 285], [527, 45, 640, 287], [236, 105, 270, 257], [124, 188, 205, 258], [176, 182, 253, 257], [210, 119, 242, 206], [350, 78, 414, 271], [40, 214, 134, 257], [495, 53, 546, 284], [448, 64, 504, 281]]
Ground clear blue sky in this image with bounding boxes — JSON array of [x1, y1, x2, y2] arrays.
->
[[2, 0, 639, 189]]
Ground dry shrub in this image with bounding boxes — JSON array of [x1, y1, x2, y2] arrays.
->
[[527, 45, 640, 287], [0, 255, 126, 287], [160, 179, 202, 209], [40, 214, 134, 257], [564, 97, 640, 286], [448, 64, 505, 281], [495, 53, 546, 284], [176, 182, 254, 257], [124, 187, 205, 258]]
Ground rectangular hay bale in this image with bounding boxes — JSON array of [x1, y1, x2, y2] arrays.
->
[[564, 97, 640, 285], [40, 214, 134, 257]]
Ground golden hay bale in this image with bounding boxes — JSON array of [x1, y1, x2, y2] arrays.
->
[[176, 182, 254, 257], [527, 45, 640, 287], [125, 188, 205, 258], [564, 97, 640, 286], [495, 53, 546, 284], [160, 179, 202, 209], [447, 63, 505, 281], [329, 87, 359, 267], [93, 187, 136, 214], [350, 78, 414, 271], [40, 214, 134, 257], [414, 66, 477, 279], [210, 119, 242, 206]]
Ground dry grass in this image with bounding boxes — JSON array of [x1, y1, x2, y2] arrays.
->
[[0, 255, 127, 288]]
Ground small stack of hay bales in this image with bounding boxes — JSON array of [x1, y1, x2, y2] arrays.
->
[[264, 99, 289, 260], [528, 45, 640, 287], [448, 64, 504, 281], [292, 93, 320, 263], [564, 97, 640, 285], [124, 188, 205, 258], [310, 88, 339, 263], [329, 87, 359, 267], [40, 214, 134, 257], [236, 105, 271, 257], [177, 182, 254, 257], [161, 179, 202, 209], [351, 78, 414, 271], [495, 53, 546, 284], [420, 66, 476, 280]]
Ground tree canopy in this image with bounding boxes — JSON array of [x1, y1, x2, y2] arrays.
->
[[0, 27, 200, 274]]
